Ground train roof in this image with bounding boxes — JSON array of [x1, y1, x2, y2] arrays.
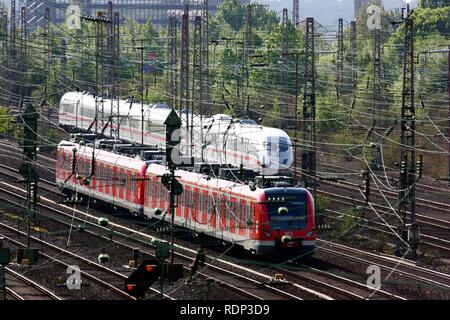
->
[[57, 140, 147, 172], [146, 163, 265, 200], [60, 92, 174, 126]]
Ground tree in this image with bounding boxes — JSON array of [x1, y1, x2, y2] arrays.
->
[[419, 0, 450, 8]]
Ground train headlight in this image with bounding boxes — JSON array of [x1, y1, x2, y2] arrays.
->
[[264, 231, 271, 237], [306, 231, 313, 237], [281, 235, 292, 243], [278, 207, 288, 215]]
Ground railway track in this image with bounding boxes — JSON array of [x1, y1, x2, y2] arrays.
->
[[317, 161, 450, 213], [3, 267, 62, 300], [275, 262, 406, 300], [0, 140, 447, 300], [0, 183, 321, 300], [324, 208, 450, 254], [316, 239, 450, 293], [0, 221, 146, 300], [318, 189, 450, 234]]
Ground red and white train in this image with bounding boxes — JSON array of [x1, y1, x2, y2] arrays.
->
[[56, 140, 316, 256]]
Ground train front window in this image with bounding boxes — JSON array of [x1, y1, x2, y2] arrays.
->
[[266, 197, 307, 230], [264, 137, 289, 154]]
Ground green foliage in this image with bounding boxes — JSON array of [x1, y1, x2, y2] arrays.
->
[[335, 207, 360, 240], [413, 6, 450, 37], [215, 0, 246, 32], [419, 0, 450, 8], [0, 107, 13, 134]]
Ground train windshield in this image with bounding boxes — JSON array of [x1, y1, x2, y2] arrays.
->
[[264, 137, 289, 153], [266, 194, 307, 230]]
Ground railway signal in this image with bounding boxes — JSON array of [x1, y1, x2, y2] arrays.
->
[[164, 109, 182, 168], [125, 258, 161, 298], [162, 109, 184, 283]]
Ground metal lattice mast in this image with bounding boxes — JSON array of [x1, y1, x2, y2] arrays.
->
[[244, 4, 252, 117], [20, 6, 26, 101], [293, 0, 299, 27], [43, 7, 50, 104], [192, 16, 202, 158], [1, 12, 8, 59], [95, 12, 106, 133], [111, 12, 120, 138], [1, 11, 7, 63], [350, 20, 357, 91], [61, 38, 67, 81], [397, 7, 418, 258], [280, 8, 288, 128], [168, 15, 177, 109], [302, 17, 317, 202], [9, 0, 16, 102], [337, 18, 344, 97], [202, 0, 209, 113], [180, 5, 190, 153], [107, 1, 113, 95], [373, 26, 382, 124]]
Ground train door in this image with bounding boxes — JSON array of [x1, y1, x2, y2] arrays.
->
[[229, 196, 236, 235], [125, 170, 132, 203], [112, 166, 117, 199]]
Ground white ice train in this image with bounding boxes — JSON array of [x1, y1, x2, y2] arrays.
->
[[59, 91, 293, 175]]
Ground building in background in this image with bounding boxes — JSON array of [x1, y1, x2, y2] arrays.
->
[[24, 0, 222, 30]]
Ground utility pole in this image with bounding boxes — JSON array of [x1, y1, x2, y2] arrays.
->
[[167, 15, 177, 110], [371, 18, 382, 169], [192, 16, 202, 158], [82, 13, 111, 134], [9, 0, 16, 103], [61, 38, 67, 84], [336, 18, 344, 98], [20, 6, 26, 101], [1, 11, 6, 60], [19, 104, 39, 253], [139, 38, 144, 145], [448, 45, 450, 186], [43, 7, 50, 108], [302, 18, 317, 206], [280, 8, 288, 128], [107, 1, 113, 94], [397, 5, 419, 258], [350, 20, 357, 91], [95, 12, 105, 133], [373, 24, 382, 123], [111, 12, 120, 139], [293, 0, 299, 28], [244, 4, 252, 117], [293, 52, 299, 181], [0, 11, 7, 106], [202, 0, 210, 114], [180, 5, 190, 153]]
